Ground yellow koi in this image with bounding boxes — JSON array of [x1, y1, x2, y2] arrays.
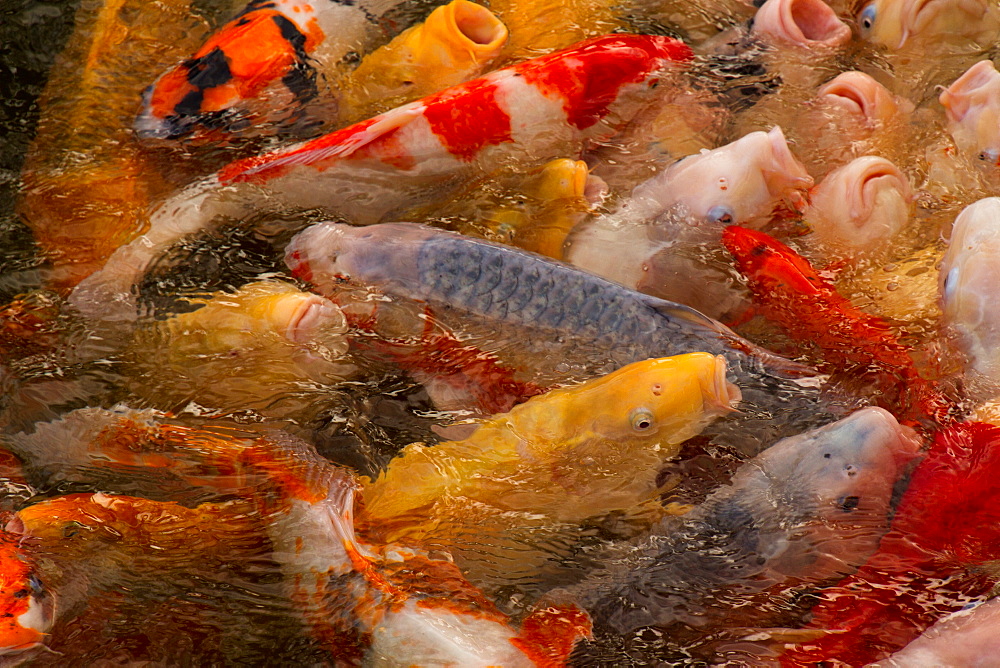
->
[[337, 0, 508, 124]]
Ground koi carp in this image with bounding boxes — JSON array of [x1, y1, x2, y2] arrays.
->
[[135, 0, 412, 141], [722, 225, 956, 428], [562, 407, 919, 661], [286, 221, 842, 448], [778, 421, 1000, 666], [360, 354, 740, 585], [71, 34, 694, 324]]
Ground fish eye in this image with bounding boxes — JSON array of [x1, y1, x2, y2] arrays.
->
[[858, 4, 877, 34], [62, 521, 85, 538], [27, 575, 44, 596], [706, 205, 735, 225], [630, 408, 655, 432], [837, 495, 861, 512], [943, 266, 960, 303]]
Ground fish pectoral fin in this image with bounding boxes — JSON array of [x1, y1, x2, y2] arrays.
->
[[322, 105, 425, 160]]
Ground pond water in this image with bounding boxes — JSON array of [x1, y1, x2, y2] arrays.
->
[[2, 0, 999, 664]]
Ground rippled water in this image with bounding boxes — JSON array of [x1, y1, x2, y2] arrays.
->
[[3, 0, 997, 664]]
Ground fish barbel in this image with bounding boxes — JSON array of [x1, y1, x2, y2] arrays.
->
[[286, 221, 841, 447], [70, 33, 694, 324]]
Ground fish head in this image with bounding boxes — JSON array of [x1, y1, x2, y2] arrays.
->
[[285, 222, 432, 298], [134, 2, 324, 142], [857, 0, 988, 48], [0, 529, 52, 656], [752, 0, 853, 48], [940, 61, 1000, 166], [940, 197, 1000, 382], [805, 156, 913, 256], [187, 280, 348, 347], [583, 353, 740, 444], [722, 225, 822, 296], [755, 407, 920, 577], [641, 127, 812, 231]]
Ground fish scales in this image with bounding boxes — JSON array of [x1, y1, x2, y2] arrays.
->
[[415, 233, 693, 352]]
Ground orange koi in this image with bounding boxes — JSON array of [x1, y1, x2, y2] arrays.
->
[[135, 0, 409, 141], [0, 529, 51, 657], [5, 408, 590, 664], [722, 225, 956, 428]]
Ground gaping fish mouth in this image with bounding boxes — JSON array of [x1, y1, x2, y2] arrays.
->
[[848, 158, 910, 220], [775, 0, 853, 46], [819, 75, 876, 118], [711, 355, 743, 412]]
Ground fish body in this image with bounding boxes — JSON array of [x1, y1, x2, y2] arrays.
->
[[70, 34, 694, 323], [938, 197, 1000, 395], [941, 61, 1000, 168], [3, 409, 587, 664], [288, 222, 773, 367], [872, 597, 1000, 667], [779, 421, 1000, 666], [16, 0, 208, 289], [565, 407, 919, 644], [9, 492, 289, 664], [939, 197, 1000, 389], [362, 353, 740, 529], [722, 225, 954, 427], [125, 279, 355, 420], [135, 0, 409, 141]]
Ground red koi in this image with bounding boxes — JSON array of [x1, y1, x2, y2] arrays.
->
[[721, 225, 955, 429], [216, 33, 693, 186], [779, 421, 1000, 665]]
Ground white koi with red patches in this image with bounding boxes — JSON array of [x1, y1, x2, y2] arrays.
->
[[71, 34, 694, 325]]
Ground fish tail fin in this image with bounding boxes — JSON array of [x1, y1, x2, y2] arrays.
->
[[67, 177, 245, 325]]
